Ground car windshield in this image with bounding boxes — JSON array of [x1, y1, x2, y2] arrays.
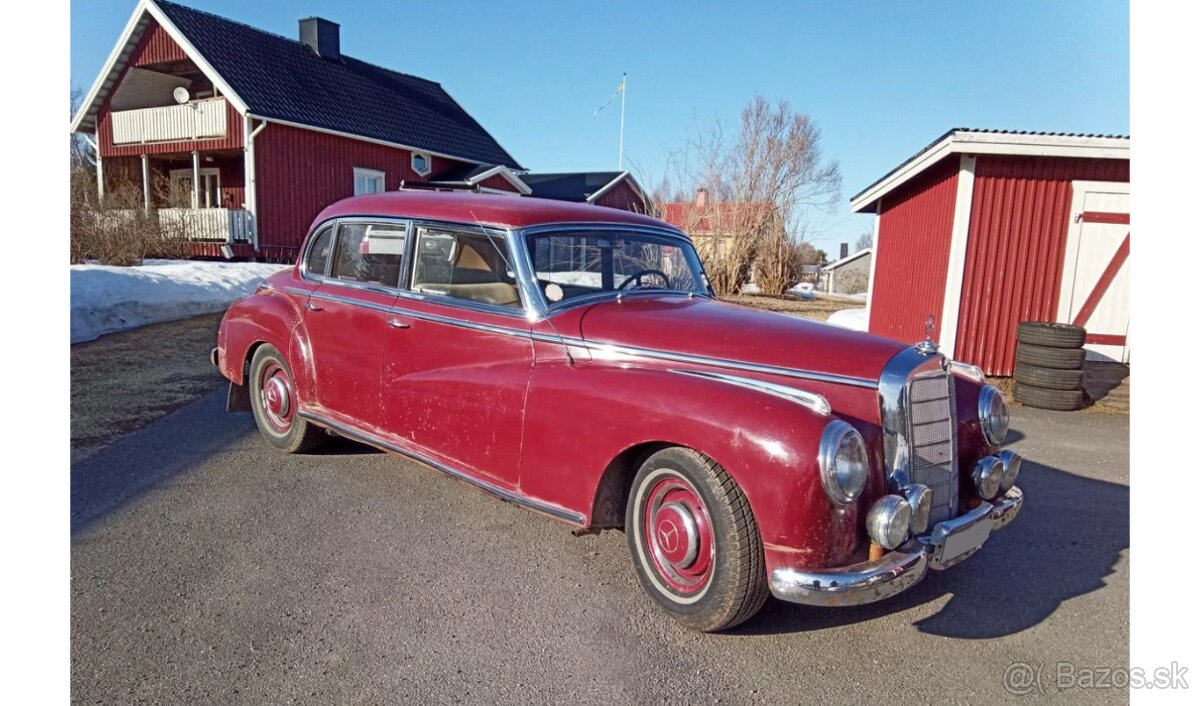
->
[[525, 230, 710, 305]]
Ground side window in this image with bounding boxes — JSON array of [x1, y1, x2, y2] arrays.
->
[[305, 226, 334, 276], [330, 222, 407, 288], [412, 228, 521, 308]]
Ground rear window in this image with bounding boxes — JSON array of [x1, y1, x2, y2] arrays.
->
[[305, 226, 334, 276]]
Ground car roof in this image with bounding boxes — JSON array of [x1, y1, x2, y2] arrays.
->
[[312, 190, 678, 232]]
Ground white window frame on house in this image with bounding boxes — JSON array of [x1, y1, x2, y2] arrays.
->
[[353, 167, 386, 195], [411, 152, 432, 177], [169, 167, 221, 208]]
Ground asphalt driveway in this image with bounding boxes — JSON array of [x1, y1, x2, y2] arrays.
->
[[71, 395, 1129, 704]]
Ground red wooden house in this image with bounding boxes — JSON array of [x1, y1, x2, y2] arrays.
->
[[851, 129, 1129, 375], [519, 171, 653, 213], [71, 0, 529, 260]]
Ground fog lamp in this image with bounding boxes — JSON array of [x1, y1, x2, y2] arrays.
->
[[997, 450, 1022, 492], [905, 484, 933, 535], [867, 495, 912, 551], [972, 456, 1003, 500]]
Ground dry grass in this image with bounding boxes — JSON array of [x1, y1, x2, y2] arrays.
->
[[71, 313, 226, 463], [723, 293, 863, 322]]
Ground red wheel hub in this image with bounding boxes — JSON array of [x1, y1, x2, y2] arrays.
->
[[642, 475, 714, 594], [259, 362, 294, 433]]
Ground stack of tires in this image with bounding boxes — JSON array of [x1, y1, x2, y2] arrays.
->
[[1013, 322, 1088, 411]]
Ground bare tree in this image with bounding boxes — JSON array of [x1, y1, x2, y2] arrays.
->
[[659, 96, 842, 296], [855, 229, 873, 252]]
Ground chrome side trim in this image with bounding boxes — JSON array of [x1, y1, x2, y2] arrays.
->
[[588, 339, 878, 388], [770, 542, 929, 607], [299, 411, 585, 524], [307, 288, 395, 314], [669, 370, 832, 415], [286, 285, 877, 389]]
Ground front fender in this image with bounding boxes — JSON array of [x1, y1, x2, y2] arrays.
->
[[519, 362, 866, 569]]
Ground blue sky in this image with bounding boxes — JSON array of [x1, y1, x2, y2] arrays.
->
[[71, 0, 1129, 250]]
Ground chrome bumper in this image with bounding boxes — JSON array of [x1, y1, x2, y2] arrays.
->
[[770, 485, 1023, 607]]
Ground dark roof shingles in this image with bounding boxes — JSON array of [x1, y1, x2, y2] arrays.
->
[[156, 1, 521, 168], [519, 172, 625, 201]]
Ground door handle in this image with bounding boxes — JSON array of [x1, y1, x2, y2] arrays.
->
[[387, 318, 411, 329], [306, 302, 323, 312]]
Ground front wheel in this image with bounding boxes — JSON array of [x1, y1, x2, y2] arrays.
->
[[626, 447, 768, 631], [248, 344, 326, 453]]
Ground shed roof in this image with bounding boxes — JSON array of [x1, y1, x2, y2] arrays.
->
[[849, 128, 1129, 213]]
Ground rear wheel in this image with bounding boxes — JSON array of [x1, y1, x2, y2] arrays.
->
[[248, 344, 326, 453], [626, 447, 768, 632]]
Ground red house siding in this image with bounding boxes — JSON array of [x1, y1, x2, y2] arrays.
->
[[868, 159, 959, 344], [96, 19, 244, 158], [954, 156, 1130, 375], [475, 174, 522, 193], [254, 123, 481, 256], [131, 22, 188, 66], [592, 179, 648, 213]]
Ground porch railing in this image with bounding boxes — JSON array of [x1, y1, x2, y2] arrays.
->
[[97, 208, 254, 244], [158, 208, 254, 243], [111, 98, 228, 145]]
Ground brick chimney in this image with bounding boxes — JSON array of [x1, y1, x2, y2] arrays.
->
[[299, 17, 340, 60], [840, 242, 849, 260], [694, 188, 708, 209]]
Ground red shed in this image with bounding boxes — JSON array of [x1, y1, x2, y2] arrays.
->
[[850, 129, 1130, 375], [71, 0, 528, 261]]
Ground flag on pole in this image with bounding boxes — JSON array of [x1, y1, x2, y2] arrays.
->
[[592, 76, 626, 118]]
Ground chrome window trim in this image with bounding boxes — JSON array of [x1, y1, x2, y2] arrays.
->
[[408, 222, 534, 319], [669, 370, 831, 416], [299, 410, 585, 524]]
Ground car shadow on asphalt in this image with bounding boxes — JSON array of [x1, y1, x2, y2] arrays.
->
[[734, 456, 1128, 639], [71, 391, 255, 536]]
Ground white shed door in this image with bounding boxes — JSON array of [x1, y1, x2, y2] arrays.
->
[[1057, 181, 1130, 363]]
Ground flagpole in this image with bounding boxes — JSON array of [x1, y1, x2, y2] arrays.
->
[[618, 73, 626, 170]]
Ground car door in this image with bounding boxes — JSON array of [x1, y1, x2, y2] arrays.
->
[[381, 224, 534, 487], [303, 220, 408, 429]]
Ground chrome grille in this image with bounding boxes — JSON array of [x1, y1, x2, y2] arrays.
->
[[908, 373, 958, 523]]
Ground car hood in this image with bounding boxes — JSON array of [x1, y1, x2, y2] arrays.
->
[[576, 296, 908, 383]]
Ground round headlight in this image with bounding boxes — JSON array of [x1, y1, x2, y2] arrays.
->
[[819, 420, 868, 505], [867, 495, 912, 551], [905, 484, 933, 535], [997, 449, 1022, 492], [978, 385, 1009, 447], [972, 456, 1003, 500]]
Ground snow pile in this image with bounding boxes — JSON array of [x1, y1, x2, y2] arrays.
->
[[71, 259, 286, 343], [826, 307, 868, 331]]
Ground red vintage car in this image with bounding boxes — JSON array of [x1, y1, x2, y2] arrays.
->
[[213, 191, 1023, 631]]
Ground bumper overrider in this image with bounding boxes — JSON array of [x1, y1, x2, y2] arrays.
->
[[770, 485, 1024, 607]]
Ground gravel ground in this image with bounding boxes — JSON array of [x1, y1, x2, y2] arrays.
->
[[70, 313, 224, 464], [71, 394, 1129, 704]]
